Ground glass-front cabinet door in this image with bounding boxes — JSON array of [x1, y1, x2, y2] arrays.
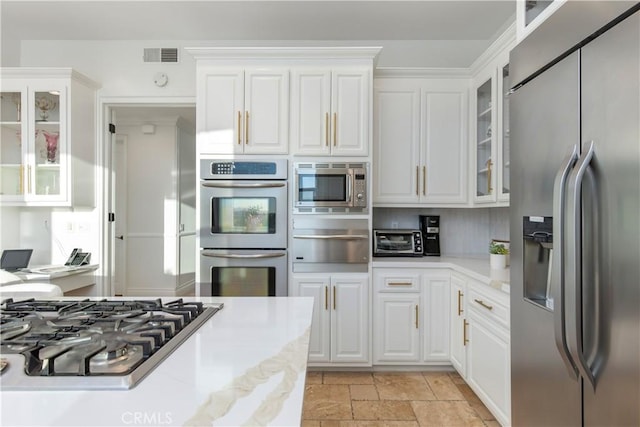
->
[[0, 83, 65, 204], [498, 63, 511, 201], [0, 90, 26, 199], [474, 76, 495, 202]]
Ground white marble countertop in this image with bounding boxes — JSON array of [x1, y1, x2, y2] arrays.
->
[[371, 256, 510, 294], [0, 297, 314, 427]]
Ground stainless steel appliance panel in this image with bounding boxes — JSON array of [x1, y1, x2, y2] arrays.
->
[[511, 4, 640, 426], [581, 11, 640, 426], [293, 162, 368, 213], [510, 50, 582, 427], [199, 249, 287, 297], [292, 218, 369, 273]]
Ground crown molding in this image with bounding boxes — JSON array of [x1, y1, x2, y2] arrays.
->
[[0, 67, 101, 89], [375, 67, 471, 79], [469, 22, 517, 76]]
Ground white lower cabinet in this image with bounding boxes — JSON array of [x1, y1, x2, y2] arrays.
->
[[373, 268, 450, 365], [450, 273, 467, 376], [292, 273, 369, 365], [450, 273, 511, 426]]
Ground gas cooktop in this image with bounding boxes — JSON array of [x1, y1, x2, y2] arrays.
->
[[0, 298, 223, 390]]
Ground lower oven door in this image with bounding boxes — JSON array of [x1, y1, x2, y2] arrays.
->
[[199, 249, 287, 297]]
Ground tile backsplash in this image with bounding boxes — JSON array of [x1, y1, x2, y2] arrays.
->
[[373, 207, 509, 257]]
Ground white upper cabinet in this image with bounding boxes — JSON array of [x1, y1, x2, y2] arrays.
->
[[291, 67, 369, 156], [197, 67, 289, 154], [373, 77, 468, 206], [516, 0, 566, 42], [0, 68, 99, 207], [470, 24, 515, 206]]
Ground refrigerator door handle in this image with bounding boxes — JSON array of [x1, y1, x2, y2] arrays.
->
[[552, 144, 580, 380], [566, 141, 597, 390]]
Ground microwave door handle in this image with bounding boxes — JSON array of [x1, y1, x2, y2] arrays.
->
[[292, 234, 369, 240], [201, 182, 286, 189], [346, 174, 352, 203], [201, 251, 286, 259]]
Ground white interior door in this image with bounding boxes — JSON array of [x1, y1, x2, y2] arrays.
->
[[113, 134, 127, 296]]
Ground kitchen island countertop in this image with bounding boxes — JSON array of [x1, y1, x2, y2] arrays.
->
[[0, 296, 314, 427]]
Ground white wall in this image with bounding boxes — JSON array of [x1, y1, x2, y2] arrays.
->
[[0, 206, 100, 267], [17, 39, 491, 98]]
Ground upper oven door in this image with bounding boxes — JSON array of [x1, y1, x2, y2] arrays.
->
[[295, 168, 351, 208], [200, 180, 287, 249]]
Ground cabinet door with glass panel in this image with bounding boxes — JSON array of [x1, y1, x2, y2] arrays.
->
[[1, 83, 65, 203], [497, 62, 510, 202], [473, 72, 497, 203], [1, 69, 97, 207]]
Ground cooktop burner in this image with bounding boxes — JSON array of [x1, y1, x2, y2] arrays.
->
[[0, 298, 222, 390]]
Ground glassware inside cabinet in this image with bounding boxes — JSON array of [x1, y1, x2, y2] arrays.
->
[[476, 79, 493, 197], [502, 64, 510, 195], [33, 91, 61, 196], [0, 91, 24, 196]]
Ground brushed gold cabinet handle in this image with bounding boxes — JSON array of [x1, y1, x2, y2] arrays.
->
[[422, 165, 426, 196], [27, 165, 31, 193], [415, 305, 419, 329], [19, 164, 24, 194], [457, 290, 464, 316], [416, 166, 419, 196], [333, 112, 337, 147], [237, 111, 241, 145], [333, 286, 336, 310], [474, 298, 494, 311], [324, 286, 328, 310], [245, 111, 249, 144], [463, 319, 469, 346], [389, 282, 412, 287], [325, 112, 329, 147]]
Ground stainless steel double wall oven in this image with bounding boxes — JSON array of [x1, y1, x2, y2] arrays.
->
[[199, 159, 288, 297]]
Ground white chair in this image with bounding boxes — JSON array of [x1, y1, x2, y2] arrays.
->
[[0, 282, 63, 298]]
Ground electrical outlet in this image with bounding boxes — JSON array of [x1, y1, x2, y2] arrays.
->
[[391, 222, 399, 229], [65, 221, 74, 233]]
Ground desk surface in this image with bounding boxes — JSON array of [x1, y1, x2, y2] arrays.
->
[[16, 264, 99, 280]]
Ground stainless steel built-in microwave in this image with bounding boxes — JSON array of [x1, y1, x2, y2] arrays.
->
[[293, 162, 368, 213]]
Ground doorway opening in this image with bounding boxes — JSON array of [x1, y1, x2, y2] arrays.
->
[[103, 104, 196, 297]]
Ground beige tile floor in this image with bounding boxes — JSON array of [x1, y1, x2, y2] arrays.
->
[[302, 371, 500, 427]]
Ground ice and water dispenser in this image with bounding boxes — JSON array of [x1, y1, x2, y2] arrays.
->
[[523, 216, 554, 310]]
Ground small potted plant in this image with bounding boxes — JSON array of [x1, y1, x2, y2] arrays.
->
[[489, 241, 509, 270]]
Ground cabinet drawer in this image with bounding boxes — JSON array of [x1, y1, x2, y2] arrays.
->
[[468, 286, 509, 329], [373, 269, 421, 292]]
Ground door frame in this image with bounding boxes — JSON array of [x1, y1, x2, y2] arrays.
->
[[98, 96, 195, 296]]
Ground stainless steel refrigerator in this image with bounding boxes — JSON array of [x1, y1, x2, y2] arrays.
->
[[509, 2, 640, 426]]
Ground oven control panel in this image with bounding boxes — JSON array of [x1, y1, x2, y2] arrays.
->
[[201, 159, 288, 180]]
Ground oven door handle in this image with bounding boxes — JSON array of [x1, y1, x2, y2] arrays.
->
[[201, 251, 286, 259], [292, 234, 369, 240], [201, 182, 286, 189]]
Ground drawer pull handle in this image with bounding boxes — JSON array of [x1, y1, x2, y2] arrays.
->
[[389, 282, 412, 286], [474, 299, 493, 311], [463, 319, 469, 345]]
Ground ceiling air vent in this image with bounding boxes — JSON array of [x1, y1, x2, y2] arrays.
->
[[143, 48, 179, 63]]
